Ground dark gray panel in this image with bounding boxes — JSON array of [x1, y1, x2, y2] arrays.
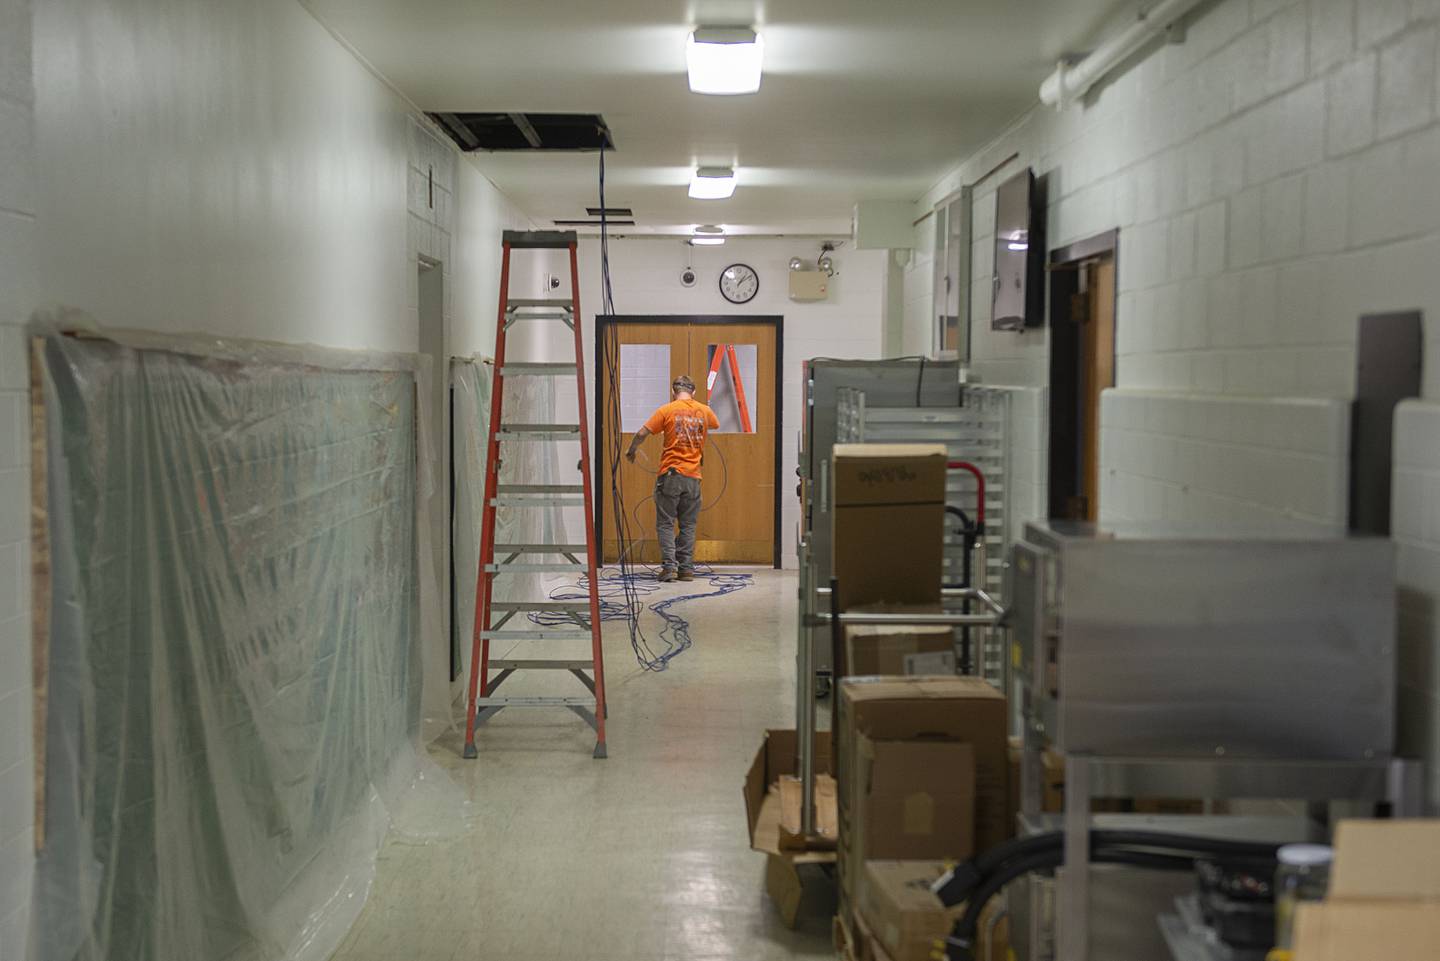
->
[[1350, 311, 1422, 535]]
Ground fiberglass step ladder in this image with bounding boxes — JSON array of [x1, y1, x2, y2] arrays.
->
[[463, 230, 608, 760]]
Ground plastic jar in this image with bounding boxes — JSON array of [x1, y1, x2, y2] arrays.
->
[[1273, 843, 1333, 950]]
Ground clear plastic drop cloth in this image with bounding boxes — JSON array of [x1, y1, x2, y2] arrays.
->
[[28, 322, 470, 961], [448, 359, 571, 708]]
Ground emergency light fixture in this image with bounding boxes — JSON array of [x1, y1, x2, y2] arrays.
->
[[689, 166, 737, 200], [686, 27, 764, 95]]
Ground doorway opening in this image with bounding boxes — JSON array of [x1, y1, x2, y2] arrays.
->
[[1047, 231, 1118, 523], [596, 315, 783, 567], [417, 256, 456, 680]]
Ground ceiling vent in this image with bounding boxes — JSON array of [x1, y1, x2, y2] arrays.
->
[[429, 112, 614, 152], [554, 206, 635, 227]]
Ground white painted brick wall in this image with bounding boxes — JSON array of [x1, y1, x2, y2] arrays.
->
[[1099, 389, 1349, 531], [0, 0, 33, 947], [995, 385, 1047, 546], [900, 0, 1440, 794]]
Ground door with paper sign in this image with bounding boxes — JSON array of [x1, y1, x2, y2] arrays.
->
[[597, 317, 781, 566]]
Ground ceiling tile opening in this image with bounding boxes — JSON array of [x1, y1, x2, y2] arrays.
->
[[429, 112, 614, 151]]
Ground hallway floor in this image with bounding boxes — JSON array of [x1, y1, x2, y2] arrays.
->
[[331, 569, 835, 961]]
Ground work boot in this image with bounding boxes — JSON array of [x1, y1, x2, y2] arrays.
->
[[677, 570, 695, 582], [658, 568, 677, 583]]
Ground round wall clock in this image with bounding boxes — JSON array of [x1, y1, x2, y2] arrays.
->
[[719, 263, 759, 304]]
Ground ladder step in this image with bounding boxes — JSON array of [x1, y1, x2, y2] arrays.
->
[[481, 630, 595, 641], [494, 544, 588, 554], [492, 600, 589, 612], [486, 562, 585, 573], [490, 659, 594, 671], [475, 696, 594, 708], [492, 483, 586, 506], [502, 362, 577, 376], [503, 229, 578, 250], [498, 424, 581, 440], [507, 298, 575, 310], [498, 484, 584, 494], [505, 313, 573, 323]]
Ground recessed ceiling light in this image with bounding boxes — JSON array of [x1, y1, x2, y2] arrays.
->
[[691, 225, 726, 246], [689, 166, 737, 200], [687, 27, 764, 95]]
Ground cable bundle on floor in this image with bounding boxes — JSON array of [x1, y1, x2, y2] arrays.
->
[[529, 567, 753, 671], [931, 829, 1282, 960]]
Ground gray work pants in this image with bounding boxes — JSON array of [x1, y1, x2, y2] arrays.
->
[[655, 470, 702, 572]]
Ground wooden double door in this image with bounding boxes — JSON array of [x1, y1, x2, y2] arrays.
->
[[597, 317, 780, 566]]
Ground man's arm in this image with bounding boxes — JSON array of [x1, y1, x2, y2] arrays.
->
[[625, 426, 652, 462]]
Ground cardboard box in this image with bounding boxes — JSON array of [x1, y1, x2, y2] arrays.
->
[[853, 736, 975, 860], [1329, 818, 1440, 900], [1292, 818, 1440, 961], [838, 676, 1009, 852], [858, 861, 963, 961], [744, 729, 837, 927], [1293, 900, 1440, 959], [832, 444, 947, 610], [857, 860, 1010, 961], [844, 622, 955, 678]]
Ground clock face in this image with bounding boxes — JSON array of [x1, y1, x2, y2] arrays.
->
[[719, 263, 759, 304]]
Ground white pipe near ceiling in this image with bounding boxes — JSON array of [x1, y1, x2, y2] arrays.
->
[[1039, 0, 1209, 108]]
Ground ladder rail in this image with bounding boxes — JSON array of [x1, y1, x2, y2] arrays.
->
[[568, 241, 608, 753]]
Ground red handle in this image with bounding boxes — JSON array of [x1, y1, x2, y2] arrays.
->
[[947, 460, 985, 527]]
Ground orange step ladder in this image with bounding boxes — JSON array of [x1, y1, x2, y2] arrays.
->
[[463, 230, 608, 759], [705, 343, 753, 432]]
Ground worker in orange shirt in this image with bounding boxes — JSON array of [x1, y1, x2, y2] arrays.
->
[[625, 374, 720, 582]]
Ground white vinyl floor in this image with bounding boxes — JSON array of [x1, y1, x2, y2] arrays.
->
[[331, 568, 835, 961]]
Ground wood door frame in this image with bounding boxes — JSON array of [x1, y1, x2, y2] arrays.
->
[[594, 314, 785, 569], [1047, 230, 1119, 520]]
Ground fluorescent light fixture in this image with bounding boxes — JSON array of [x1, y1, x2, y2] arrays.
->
[[689, 166, 737, 199], [1008, 242, 1029, 251], [687, 27, 764, 95], [691, 225, 726, 246]]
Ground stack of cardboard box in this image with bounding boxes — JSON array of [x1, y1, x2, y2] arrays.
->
[[835, 675, 1009, 948], [743, 443, 956, 929], [825, 443, 1013, 961]]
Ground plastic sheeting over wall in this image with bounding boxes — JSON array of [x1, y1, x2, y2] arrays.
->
[[29, 330, 458, 961]]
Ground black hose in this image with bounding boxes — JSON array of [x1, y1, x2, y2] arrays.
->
[[942, 846, 1199, 961], [934, 829, 1282, 907]]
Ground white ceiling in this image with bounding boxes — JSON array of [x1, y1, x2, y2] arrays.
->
[[304, 0, 1130, 236]]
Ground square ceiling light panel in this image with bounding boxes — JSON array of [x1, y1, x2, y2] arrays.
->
[[687, 27, 764, 95], [689, 166, 737, 200]]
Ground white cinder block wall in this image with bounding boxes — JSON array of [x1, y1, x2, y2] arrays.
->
[[0, 0, 35, 947], [906, 0, 1440, 809], [578, 237, 889, 566]]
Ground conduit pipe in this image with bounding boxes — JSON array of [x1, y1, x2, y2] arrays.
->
[[1039, 0, 1208, 108]]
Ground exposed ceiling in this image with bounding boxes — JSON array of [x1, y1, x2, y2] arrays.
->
[[303, 0, 1130, 236]]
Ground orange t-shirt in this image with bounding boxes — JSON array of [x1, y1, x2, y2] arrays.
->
[[644, 399, 720, 479]]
